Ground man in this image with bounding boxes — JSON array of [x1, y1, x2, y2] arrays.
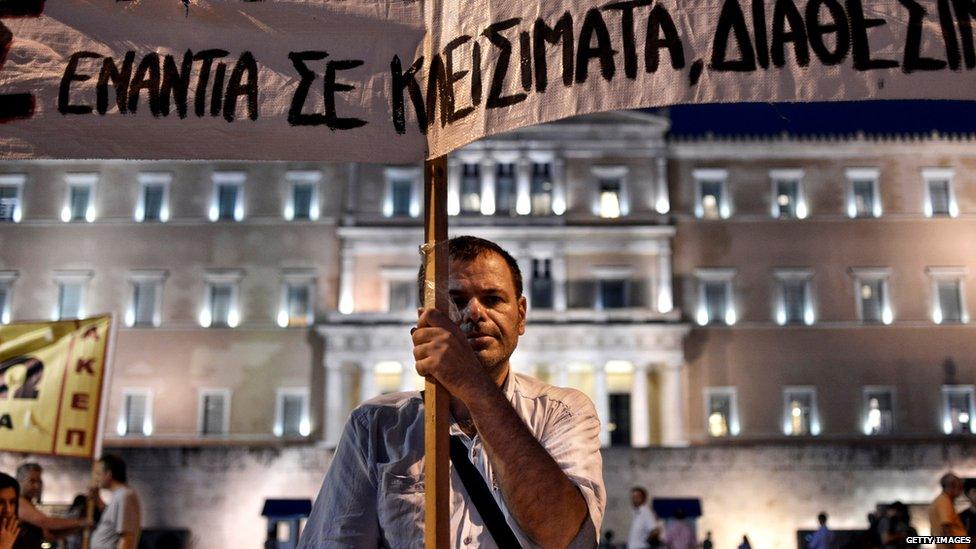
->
[[89, 455, 141, 549], [663, 508, 695, 549], [0, 473, 21, 549], [807, 512, 836, 549], [929, 472, 967, 549], [958, 479, 976, 545], [16, 463, 86, 547], [627, 487, 659, 549], [300, 236, 605, 547]]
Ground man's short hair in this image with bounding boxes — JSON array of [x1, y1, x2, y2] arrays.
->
[[630, 486, 647, 498], [0, 473, 20, 507], [15, 463, 41, 484], [941, 472, 959, 489], [818, 512, 827, 524], [416, 236, 523, 305], [99, 454, 127, 484]]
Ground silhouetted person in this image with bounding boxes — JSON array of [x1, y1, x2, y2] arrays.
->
[[809, 512, 837, 549]]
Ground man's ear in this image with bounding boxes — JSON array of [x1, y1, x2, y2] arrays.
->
[[517, 295, 527, 335]]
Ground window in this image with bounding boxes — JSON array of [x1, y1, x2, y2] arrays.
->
[[846, 168, 881, 218], [693, 169, 729, 219], [607, 393, 631, 446], [117, 389, 152, 436], [530, 258, 553, 310], [285, 171, 321, 221], [0, 271, 16, 324], [388, 280, 416, 312], [851, 268, 892, 324], [0, 174, 25, 223], [863, 387, 894, 435], [923, 168, 957, 217], [530, 162, 553, 215], [275, 388, 311, 437], [928, 267, 967, 324], [126, 270, 166, 328], [942, 385, 975, 435], [593, 166, 628, 219], [704, 387, 740, 437], [383, 167, 419, 218], [593, 266, 632, 310], [199, 389, 230, 435], [209, 172, 245, 221], [53, 271, 92, 321], [696, 269, 736, 326], [200, 270, 243, 328], [278, 270, 315, 327], [136, 172, 171, 222], [62, 173, 97, 223], [494, 163, 517, 216], [770, 170, 806, 219], [459, 163, 481, 214], [783, 386, 819, 436], [774, 269, 814, 325]]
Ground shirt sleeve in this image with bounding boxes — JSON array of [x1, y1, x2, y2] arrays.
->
[[539, 389, 606, 548], [298, 410, 380, 549], [117, 491, 141, 534]]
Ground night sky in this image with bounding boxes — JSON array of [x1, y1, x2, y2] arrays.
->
[[658, 100, 976, 137]]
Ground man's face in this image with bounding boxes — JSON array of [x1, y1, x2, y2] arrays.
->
[[950, 477, 965, 498], [0, 487, 16, 519], [95, 462, 112, 489], [630, 490, 646, 508], [21, 469, 42, 501], [448, 253, 526, 379]]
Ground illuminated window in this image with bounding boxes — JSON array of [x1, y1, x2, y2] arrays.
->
[[696, 269, 736, 326], [846, 168, 881, 218], [942, 385, 975, 435], [592, 166, 628, 219], [530, 162, 553, 215], [923, 168, 957, 217], [0, 174, 25, 223], [285, 171, 321, 221], [275, 388, 310, 437], [62, 173, 97, 223], [927, 267, 967, 324], [53, 270, 92, 321], [851, 268, 893, 325], [693, 169, 729, 219], [136, 172, 171, 222], [598, 180, 621, 219], [383, 167, 419, 218], [459, 163, 481, 214], [530, 258, 553, 310], [770, 170, 806, 219], [382, 266, 419, 312], [783, 386, 819, 436], [863, 387, 894, 435], [494, 163, 517, 216], [705, 387, 739, 437], [126, 270, 166, 328], [774, 269, 814, 326], [278, 270, 315, 327], [0, 271, 16, 324], [201, 270, 243, 328], [118, 389, 153, 437], [199, 389, 230, 435], [209, 172, 245, 222]]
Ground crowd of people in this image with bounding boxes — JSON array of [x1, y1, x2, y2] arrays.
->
[[0, 455, 141, 549]]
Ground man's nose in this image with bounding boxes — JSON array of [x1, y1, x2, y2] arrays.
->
[[461, 298, 488, 322]]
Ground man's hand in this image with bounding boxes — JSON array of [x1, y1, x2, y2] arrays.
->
[[412, 308, 495, 404], [0, 516, 20, 549]]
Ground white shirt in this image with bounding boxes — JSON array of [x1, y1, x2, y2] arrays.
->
[[299, 372, 605, 548], [627, 504, 658, 549]]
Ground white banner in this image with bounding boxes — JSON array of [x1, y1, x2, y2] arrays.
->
[[0, 0, 974, 162]]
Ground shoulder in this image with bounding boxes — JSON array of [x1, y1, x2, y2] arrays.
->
[[511, 372, 596, 417], [349, 391, 422, 428]]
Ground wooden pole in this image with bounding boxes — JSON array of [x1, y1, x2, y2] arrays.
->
[[84, 314, 117, 549], [423, 156, 450, 549]]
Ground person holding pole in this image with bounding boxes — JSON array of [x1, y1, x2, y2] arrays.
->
[[15, 464, 88, 547], [300, 236, 605, 548], [87, 455, 141, 549], [0, 473, 22, 549]]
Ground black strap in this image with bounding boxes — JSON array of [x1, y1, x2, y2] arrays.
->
[[448, 435, 523, 548]]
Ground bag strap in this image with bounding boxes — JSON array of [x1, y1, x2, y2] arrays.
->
[[448, 435, 523, 549]]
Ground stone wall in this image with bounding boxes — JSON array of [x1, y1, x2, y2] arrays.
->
[[5, 440, 976, 548]]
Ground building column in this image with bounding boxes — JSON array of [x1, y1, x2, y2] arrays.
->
[[656, 248, 673, 314], [480, 156, 497, 215], [324, 357, 349, 447], [630, 364, 651, 448], [447, 158, 462, 216], [655, 156, 670, 214], [552, 156, 567, 215], [552, 252, 567, 312], [516, 253, 534, 310], [359, 363, 376, 404], [338, 244, 355, 314], [516, 156, 532, 215], [594, 363, 611, 447], [659, 361, 688, 447], [400, 359, 418, 392]]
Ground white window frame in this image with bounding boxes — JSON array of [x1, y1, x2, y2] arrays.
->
[[769, 169, 807, 219], [274, 387, 311, 437], [703, 386, 740, 437], [773, 268, 815, 326], [198, 388, 232, 435], [52, 270, 93, 321], [126, 270, 167, 328], [383, 167, 421, 218], [381, 266, 419, 312], [695, 268, 736, 326], [62, 173, 97, 223], [693, 168, 730, 219], [591, 166, 629, 218], [782, 386, 820, 436], [209, 171, 246, 222], [0, 174, 26, 223], [942, 385, 976, 435], [845, 168, 881, 219], [927, 266, 968, 324], [284, 170, 321, 221], [278, 269, 316, 328], [200, 269, 244, 328], [862, 385, 896, 436], [0, 271, 17, 324], [135, 172, 172, 222], [922, 168, 958, 218], [117, 388, 153, 437], [850, 267, 893, 325]]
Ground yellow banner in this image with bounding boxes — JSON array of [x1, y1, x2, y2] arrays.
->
[[0, 316, 111, 458]]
